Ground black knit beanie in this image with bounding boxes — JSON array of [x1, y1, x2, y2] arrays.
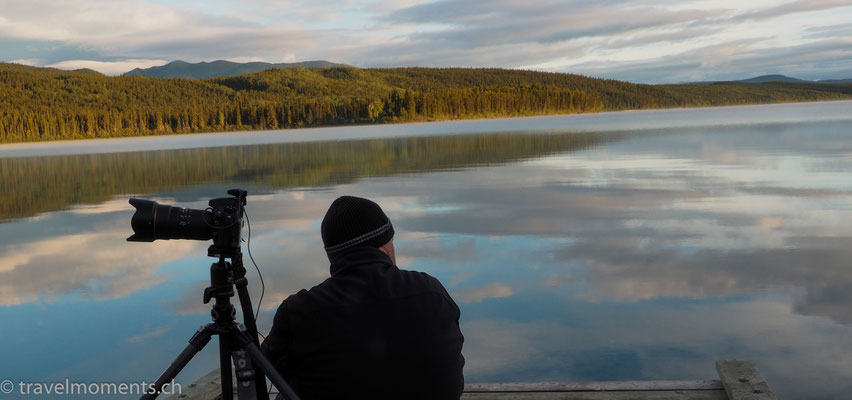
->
[[321, 196, 394, 261]]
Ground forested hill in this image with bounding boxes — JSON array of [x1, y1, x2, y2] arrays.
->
[[2, 62, 852, 143], [125, 60, 350, 79]]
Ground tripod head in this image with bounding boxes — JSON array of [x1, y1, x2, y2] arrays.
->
[[204, 257, 236, 306], [207, 189, 247, 259]]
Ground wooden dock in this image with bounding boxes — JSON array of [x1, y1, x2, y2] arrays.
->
[[168, 360, 776, 400]]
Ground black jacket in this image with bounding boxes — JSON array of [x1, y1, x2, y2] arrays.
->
[[261, 246, 465, 400]]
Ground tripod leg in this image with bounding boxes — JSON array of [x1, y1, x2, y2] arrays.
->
[[233, 273, 269, 396], [219, 333, 234, 400], [140, 325, 214, 400], [243, 341, 301, 400], [229, 328, 301, 400], [232, 350, 258, 399]]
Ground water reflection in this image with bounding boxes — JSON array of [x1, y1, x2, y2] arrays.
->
[[0, 133, 615, 222], [0, 200, 201, 306], [2, 107, 852, 399]]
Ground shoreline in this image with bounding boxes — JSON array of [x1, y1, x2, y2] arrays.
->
[[2, 99, 851, 159]]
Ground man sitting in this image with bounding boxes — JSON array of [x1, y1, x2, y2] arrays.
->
[[262, 195, 465, 400]]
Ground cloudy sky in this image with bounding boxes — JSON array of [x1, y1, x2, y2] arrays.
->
[[1, 0, 851, 83]]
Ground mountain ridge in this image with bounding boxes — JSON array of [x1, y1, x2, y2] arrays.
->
[[125, 59, 351, 79], [738, 74, 811, 83], [125, 61, 852, 83], [689, 74, 852, 84]]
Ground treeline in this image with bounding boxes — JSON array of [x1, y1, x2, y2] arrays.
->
[[0, 132, 619, 221], [0, 64, 601, 143], [1, 63, 852, 143]]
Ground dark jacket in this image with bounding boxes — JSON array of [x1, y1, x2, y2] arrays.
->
[[261, 246, 465, 400]]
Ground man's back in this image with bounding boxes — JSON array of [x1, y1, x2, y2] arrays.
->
[[262, 246, 465, 400]]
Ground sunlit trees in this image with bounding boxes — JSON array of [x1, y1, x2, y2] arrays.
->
[[2, 62, 851, 143]]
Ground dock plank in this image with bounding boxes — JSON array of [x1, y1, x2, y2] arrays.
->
[[171, 365, 750, 400], [169, 378, 728, 400], [166, 369, 221, 400], [462, 391, 728, 400], [715, 360, 778, 400], [465, 381, 723, 392], [462, 380, 727, 400]]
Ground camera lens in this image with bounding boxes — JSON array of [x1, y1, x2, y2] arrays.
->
[[127, 198, 213, 242]]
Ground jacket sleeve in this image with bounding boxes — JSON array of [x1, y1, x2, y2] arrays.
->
[[261, 301, 291, 374]]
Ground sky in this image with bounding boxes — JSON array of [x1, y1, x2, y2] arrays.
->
[[1, 0, 851, 83]]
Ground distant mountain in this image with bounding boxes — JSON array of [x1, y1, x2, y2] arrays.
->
[[737, 74, 811, 83], [818, 78, 852, 83], [689, 74, 852, 84], [124, 60, 351, 79]]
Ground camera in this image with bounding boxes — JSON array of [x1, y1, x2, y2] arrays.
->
[[127, 189, 247, 251], [126, 188, 298, 400]]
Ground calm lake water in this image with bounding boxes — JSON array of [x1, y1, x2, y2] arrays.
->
[[2, 101, 852, 399]]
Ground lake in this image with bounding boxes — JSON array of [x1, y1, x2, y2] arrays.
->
[[2, 101, 852, 399]]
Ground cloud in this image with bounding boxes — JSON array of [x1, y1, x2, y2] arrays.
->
[[735, 0, 852, 21], [0, 230, 199, 305], [804, 23, 852, 39], [44, 59, 168, 75], [390, 1, 724, 46], [453, 282, 514, 304], [1, 0, 851, 80], [349, 39, 585, 69], [125, 324, 172, 344], [562, 37, 852, 82], [9, 58, 40, 66], [366, 0, 728, 69], [374, 0, 852, 79], [0, 198, 208, 306], [0, 0, 190, 43], [604, 26, 726, 50], [550, 232, 852, 303], [401, 236, 479, 264], [0, 0, 340, 67]]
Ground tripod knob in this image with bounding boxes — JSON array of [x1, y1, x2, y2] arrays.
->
[[203, 286, 216, 304]]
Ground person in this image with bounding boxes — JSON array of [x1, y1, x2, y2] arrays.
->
[[262, 195, 465, 400]]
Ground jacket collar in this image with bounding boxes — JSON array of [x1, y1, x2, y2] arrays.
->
[[329, 246, 394, 276]]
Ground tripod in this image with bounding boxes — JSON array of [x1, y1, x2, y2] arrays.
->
[[140, 244, 300, 400]]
